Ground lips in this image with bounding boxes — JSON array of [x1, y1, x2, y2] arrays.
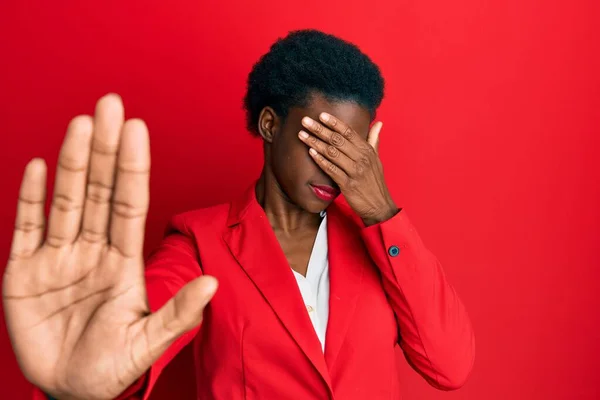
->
[[310, 184, 340, 201]]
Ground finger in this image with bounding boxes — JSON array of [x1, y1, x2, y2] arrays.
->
[[9, 159, 47, 261], [299, 130, 355, 175], [302, 116, 360, 159], [130, 276, 218, 374], [318, 112, 362, 144], [309, 147, 349, 186], [109, 119, 150, 258], [367, 122, 383, 152], [81, 94, 124, 245], [46, 116, 94, 248]]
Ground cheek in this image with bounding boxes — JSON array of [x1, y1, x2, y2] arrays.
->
[[291, 140, 320, 174], [275, 132, 312, 169], [282, 145, 322, 192]]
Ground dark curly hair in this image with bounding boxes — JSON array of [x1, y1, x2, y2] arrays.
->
[[243, 29, 385, 136]]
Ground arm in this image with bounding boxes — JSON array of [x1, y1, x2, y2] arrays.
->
[[361, 211, 475, 390], [296, 111, 475, 389], [128, 214, 205, 399]]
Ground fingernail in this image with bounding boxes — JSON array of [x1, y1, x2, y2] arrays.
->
[[320, 112, 330, 121], [309, 148, 318, 156], [302, 117, 312, 125], [299, 131, 309, 139]]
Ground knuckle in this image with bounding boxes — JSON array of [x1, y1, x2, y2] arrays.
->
[[92, 137, 118, 156], [326, 145, 340, 158], [118, 164, 150, 175], [87, 181, 113, 203], [45, 234, 68, 248], [58, 155, 86, 173], [15, 221, 44, 233], [7, 250, 26, 262], [18, 196, 43, 205], [331, 132, 345, 147], [327, 162, 338, 173], [52, 194, 83, 213], [80, 228, 107, 244], [342, 127, 354, 139], [112, 201, 146, 219]]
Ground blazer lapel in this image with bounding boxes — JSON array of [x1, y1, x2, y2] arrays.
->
[[222, 184, 332, 391], [324, 199, 366, 370]]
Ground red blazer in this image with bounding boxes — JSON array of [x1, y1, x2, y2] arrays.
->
[[34, 183, 475, 399]]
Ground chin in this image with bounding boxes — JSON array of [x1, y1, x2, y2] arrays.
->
[[304, 197, 333, 214]]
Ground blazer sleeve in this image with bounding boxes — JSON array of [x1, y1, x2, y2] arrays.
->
[[360, 210, 475, 390], [31, 213, 203, 400]]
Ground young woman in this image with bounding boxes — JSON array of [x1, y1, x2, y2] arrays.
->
[[3, 30, 474, 400]]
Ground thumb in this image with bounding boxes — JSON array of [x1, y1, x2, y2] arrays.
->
[[131, 275, 218, 372], [367, 121, 383, 152]]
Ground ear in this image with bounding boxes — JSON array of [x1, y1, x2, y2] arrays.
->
[[257, 107, 279, 143]]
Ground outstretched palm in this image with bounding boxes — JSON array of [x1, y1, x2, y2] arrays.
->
[[2, 95, 217, 400]]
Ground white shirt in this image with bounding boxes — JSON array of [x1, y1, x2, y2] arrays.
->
[[291, 211, 330, 352]]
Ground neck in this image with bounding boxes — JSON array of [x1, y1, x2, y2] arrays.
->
[[255, 167, 320, 234]]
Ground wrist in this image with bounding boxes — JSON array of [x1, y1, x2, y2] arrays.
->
[[361, 202, 399, 227]]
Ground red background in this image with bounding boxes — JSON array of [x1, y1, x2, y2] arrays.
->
[[1, 0, 599, 399]]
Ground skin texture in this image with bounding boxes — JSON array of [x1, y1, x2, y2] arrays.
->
[[2, 92, 397, 399]]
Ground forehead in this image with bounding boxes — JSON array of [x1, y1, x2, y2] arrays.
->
[[288, 93, 372, 139]]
